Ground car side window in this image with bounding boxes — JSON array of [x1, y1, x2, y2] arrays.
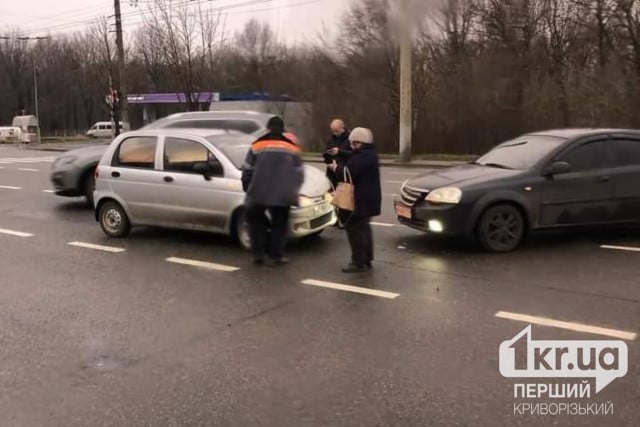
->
[[113, 137, 157, 169], [558, 140, 610, 172], [164, 137, 223, 175], [612, 138, 640, 167]]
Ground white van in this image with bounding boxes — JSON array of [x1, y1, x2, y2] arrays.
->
[[87, 121, 130, 138]]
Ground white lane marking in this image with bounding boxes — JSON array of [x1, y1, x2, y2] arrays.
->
[[0, 228, 34, 237], [0, 166, 4, 169], [0, 157, 54, 163], [495, 311, 637, 341], [383, 193, 398, 197], [42, 190, 55, 193], [385, 180, 405, 184], [301, 279, 400, 299], [0, 185, 21, 190], [388, 171, 420, 176], [67, 241, 126, 253], [371, 222, 396, 227], [18, 168, 40, 172], [166, 257, 239, 272], [601, 245, 640, 253]]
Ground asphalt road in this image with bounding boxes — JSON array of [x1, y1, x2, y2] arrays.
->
[[0, 145, 639, 426]]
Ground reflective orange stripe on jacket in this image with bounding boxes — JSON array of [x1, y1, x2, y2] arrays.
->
[[251, 138, 301, 154]]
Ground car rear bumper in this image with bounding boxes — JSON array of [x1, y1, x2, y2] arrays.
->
[[289, 201, 337, 237], [394, 200, 469, 236]]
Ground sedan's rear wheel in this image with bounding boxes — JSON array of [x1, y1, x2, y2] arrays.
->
[[99, 201, 131, 238], [477, 204, 524, 252]]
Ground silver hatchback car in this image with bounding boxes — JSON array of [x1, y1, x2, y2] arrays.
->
[[93, 129, 336, 248]]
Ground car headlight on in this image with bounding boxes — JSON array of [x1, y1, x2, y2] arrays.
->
[[425, 187, 462, 204], [298, 195, 314, 208]]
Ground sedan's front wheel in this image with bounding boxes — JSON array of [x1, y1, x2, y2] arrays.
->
[[99, 201, 131, 238], [476, 204, 525, 252]]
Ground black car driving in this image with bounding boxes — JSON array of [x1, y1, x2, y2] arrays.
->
[[394, 128, 640, 252]]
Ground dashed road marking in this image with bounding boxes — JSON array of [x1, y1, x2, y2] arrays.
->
[[301, 278, 400, 299], [0, 185, 21, 190], [42, 190, 55, 193], [0, 156, 55, 164], [18, 168, 40, 172], [495, 310, 637, 341], [371, 222, 396, 227], [601, 245, 640, 253], [67, 241, 126, 253], [388, 171, 420, 176], [166, 257, 239, 272], [0, 228, 34, 237], [385, 180, 405, 184]]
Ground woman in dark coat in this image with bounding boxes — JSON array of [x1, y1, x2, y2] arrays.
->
[[330, 127, 382, 273]]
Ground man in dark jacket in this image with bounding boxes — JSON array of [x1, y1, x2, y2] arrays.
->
[[323, 119, 351, 189], [330, 127, 381, 273], [241, 116, 304, 265]]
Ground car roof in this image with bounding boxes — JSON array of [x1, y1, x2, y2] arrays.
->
[[121, 128, 236, 138], [159, 110, 273, 121], [525, 128, 640, 139]]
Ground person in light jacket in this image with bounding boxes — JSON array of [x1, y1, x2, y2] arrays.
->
[[329, 127, 381, 273]]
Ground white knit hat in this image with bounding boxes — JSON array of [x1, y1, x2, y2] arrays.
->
[[349, 127, 374, 144]]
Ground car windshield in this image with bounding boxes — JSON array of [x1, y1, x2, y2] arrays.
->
[[220, 144, 250, 169], [205, 134, 254, 169], [473, 135, 567, 170]]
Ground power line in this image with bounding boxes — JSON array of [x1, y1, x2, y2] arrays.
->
[[16, 0, 220, 35], [122, 0, 322, 29]]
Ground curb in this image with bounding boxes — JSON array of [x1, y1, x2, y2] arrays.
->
[[302, 157, 464, 169], [26, 146, 465, 168]]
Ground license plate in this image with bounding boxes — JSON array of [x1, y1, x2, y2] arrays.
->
[[395, 203, 412, 219]]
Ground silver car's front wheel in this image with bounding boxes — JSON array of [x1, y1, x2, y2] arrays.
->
[[237, 213, 251, 251], [99, 201, 131, 238]]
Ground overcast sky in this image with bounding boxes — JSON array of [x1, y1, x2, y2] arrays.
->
[[0, 0, 348, 44]]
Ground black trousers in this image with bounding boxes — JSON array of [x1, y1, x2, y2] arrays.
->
[[246, 204, 290, 259], [344, 215, 373, 266]]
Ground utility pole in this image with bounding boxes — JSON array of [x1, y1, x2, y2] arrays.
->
[[33, 54, 40, 143], [398, 0, 412, 162], [113, 0, 128, 136]]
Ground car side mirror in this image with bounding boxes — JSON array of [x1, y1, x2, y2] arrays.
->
[[193, 161, 223, 181], [543, 161, 571, 177]]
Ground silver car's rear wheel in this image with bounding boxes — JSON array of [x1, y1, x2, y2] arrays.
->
[[99, 201, 131, 238]]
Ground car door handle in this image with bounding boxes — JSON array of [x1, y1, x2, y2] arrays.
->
[[164, 176, 174, 183], [111, 171, 120, 178]]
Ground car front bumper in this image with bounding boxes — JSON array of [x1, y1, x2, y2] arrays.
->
[[394, 199, 469, 236], [50, 164, 83, 196], [289, 200, 337, 237]]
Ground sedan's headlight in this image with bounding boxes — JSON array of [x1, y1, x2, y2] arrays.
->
[[425, 187, 462, 204], [298, 195, 314, 208]]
